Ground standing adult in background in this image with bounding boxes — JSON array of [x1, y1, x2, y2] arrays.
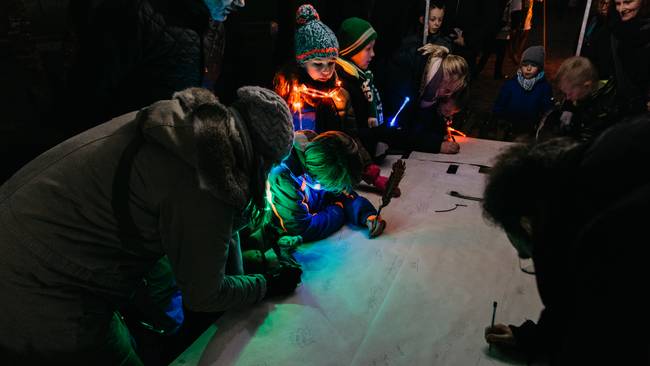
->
[[508, 0, 534, 64], [64, 0, 245, 134], [441, 0, 502, 73], [0, 87, 300, 365], [474, 0, 511, 80], [382, 2, 468, 131], [581, 0, 614, 79], [483, 114, 650, 365], [608, 0, 650, 113]]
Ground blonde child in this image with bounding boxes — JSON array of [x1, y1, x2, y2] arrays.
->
[[536, 56, 628, 141]]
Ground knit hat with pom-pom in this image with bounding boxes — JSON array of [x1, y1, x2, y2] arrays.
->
[[294, 4, 339, 65]]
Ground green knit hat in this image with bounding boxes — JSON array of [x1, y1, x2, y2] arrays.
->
[[338, 17, 377, 57], [295, 4, 339, 65]]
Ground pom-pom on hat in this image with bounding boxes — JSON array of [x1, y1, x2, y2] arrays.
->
[[294, 4, 339, 65], [338, 17, 377, 57]]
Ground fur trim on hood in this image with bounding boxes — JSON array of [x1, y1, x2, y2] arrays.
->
[[142, 88, 253, 209], [193, 102, 253, 210]]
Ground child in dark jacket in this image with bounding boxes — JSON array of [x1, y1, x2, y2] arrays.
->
[[536, 56, 631, 142], [335, 17, 389, 160], [492, 45, 554, 140], [383, 2, 462, 129], [274, 4, 392, 195], [266, 130, 386, 247]]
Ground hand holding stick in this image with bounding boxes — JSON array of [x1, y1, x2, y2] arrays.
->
[[376, 159, 406, 217]]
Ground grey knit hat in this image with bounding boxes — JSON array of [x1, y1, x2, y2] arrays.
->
[[232, 86, 294, 164], [521, 46, 545, 69], [294, 4, 339, 65]]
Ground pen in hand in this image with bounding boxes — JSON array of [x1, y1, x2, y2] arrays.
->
[[489, 301, 497, 353]]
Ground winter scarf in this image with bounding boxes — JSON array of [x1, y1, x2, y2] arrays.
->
[[336, 57, 384, 126], [517, 70, 545, 91]]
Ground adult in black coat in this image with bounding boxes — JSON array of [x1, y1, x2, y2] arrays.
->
[[482, 114, 650, 365], [607, 0, 650, 113], [581, 0, 615, 79], [441, 0, 502, 70], [64, 0, 244, 133]]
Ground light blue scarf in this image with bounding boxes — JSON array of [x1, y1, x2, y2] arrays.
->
[[517, 70, 545, 91]]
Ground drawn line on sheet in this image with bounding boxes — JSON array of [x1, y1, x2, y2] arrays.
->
[[407, 158, 492, 170], [434, 203, 468, 213]]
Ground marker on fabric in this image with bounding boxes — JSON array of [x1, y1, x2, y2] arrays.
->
[[489, 301, 497, 352]]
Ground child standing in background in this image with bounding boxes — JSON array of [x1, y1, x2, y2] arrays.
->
[[336, 17, 389, 161], [492, 45, 553, 140]]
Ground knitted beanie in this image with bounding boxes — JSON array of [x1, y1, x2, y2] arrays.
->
[[521, 46, 545, 69], [338, 17, 377, 57], [232, 86, 294, 164], [294, 4, 339, 64]]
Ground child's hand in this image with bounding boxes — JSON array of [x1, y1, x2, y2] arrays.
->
[[452, 28, 465, 46], [485, 324, 517, 347], [278, 235, 303, 250], [368, 117, 379, 128], [366, 215, 386, 238], [440, 141, 460, 154]]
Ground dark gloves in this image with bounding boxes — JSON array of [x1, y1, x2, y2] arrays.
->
[[264, 264, 302, 297], [277, 235, 303, 252]]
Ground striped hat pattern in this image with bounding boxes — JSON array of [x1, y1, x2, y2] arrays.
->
[[338, 17, 377, 57], [294, 4, 339, 64]]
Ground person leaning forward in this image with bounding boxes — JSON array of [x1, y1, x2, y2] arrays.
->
[[0, 86, 300, 365]]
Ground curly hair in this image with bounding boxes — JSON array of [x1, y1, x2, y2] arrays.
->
[[303, 131, 363, 193], [482, 138, 584, 234]]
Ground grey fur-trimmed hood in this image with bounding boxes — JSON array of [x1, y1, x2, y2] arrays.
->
[[139, 88, 253, 209]]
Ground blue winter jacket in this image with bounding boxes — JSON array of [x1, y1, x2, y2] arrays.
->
[[493, 77, 554, 123], [266, 152, 377, 243]]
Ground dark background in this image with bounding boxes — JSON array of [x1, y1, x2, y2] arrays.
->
[[0, 0, 584, 183]]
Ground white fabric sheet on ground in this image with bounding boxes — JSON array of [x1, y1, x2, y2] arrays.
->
[[171, 139, 541, 366]]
